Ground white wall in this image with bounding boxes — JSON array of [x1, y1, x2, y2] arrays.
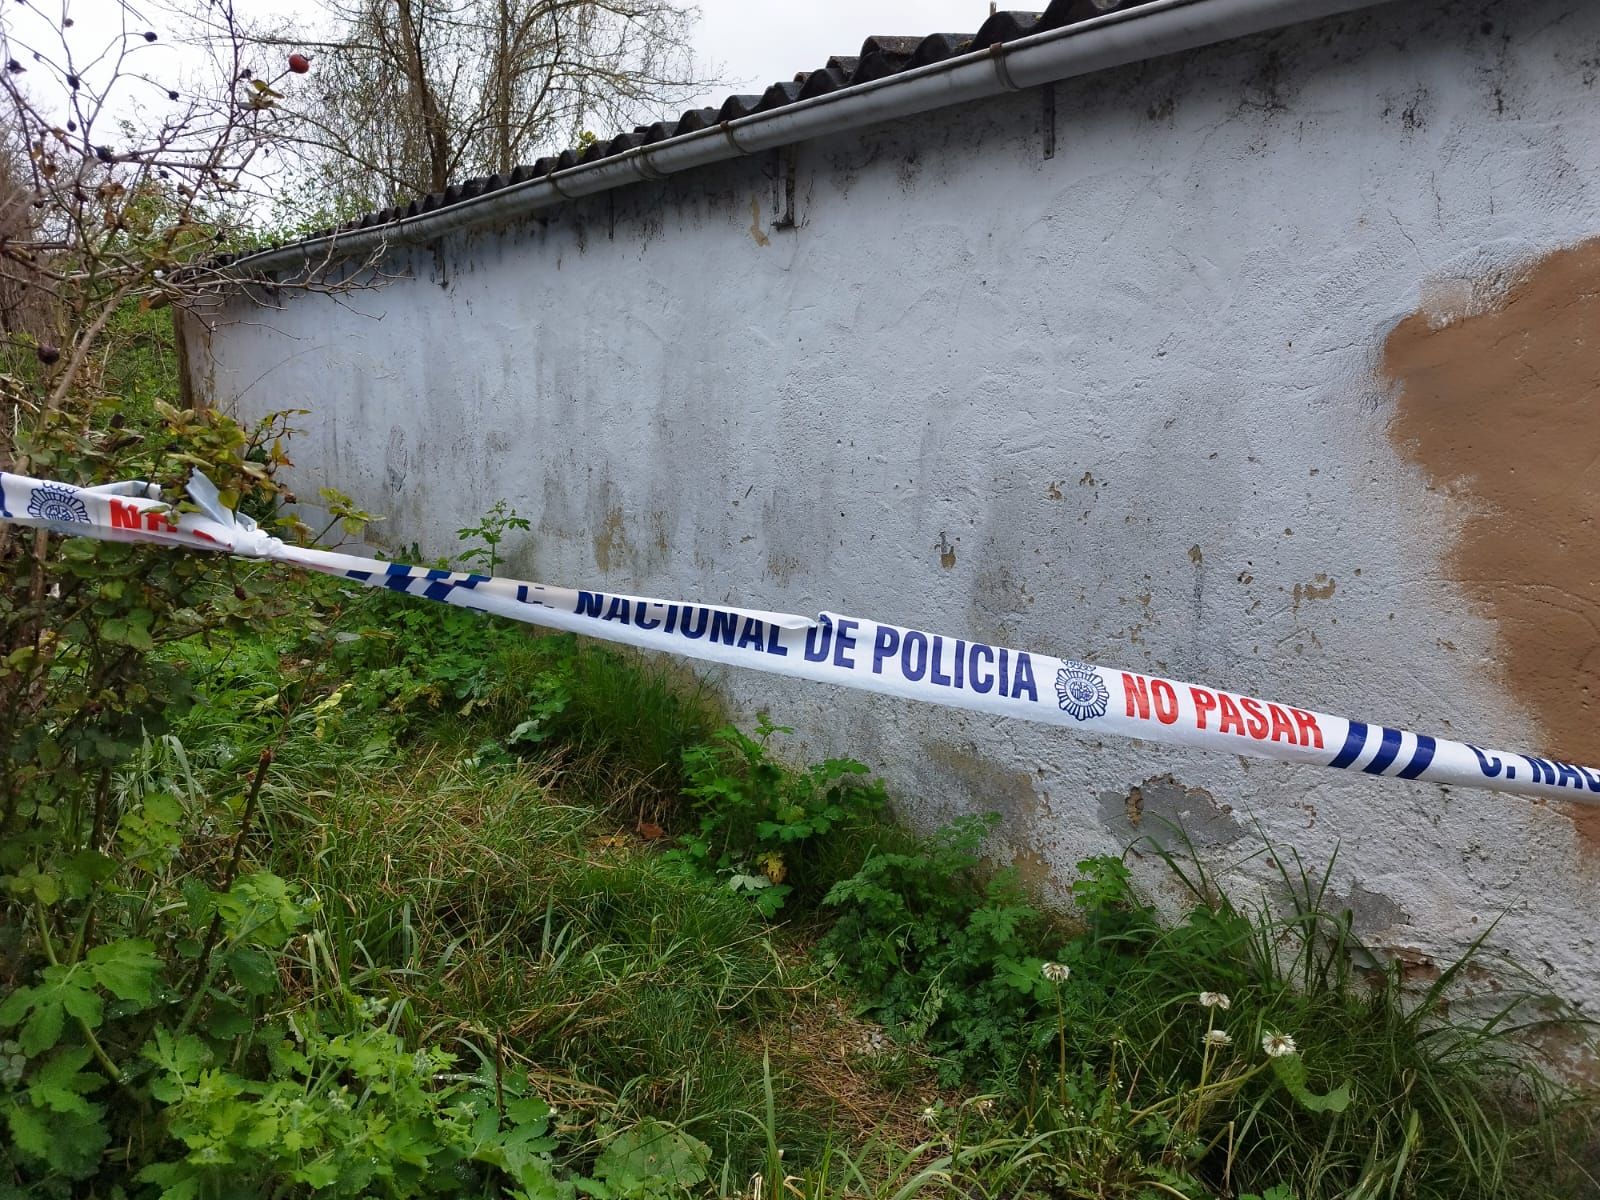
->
[[195, 0, 1600, 1016]]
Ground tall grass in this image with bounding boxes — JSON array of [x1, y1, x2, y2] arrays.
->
[[156, 582, 897, 1178], [146, 578, 1597, 1198], [1021, 834, 1598, 1199]]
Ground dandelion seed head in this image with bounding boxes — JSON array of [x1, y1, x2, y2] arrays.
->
[[1041, 961, 1071, 983], [1262, 1032, 1298, 1058], [1198, 991, 1231, 1010], [1204, 1029, 1233, 1048]]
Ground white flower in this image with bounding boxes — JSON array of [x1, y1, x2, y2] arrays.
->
[[1041, 961, 1071, 983], [1261, 1032, 1298, 1058], [1198, 991, 1231, 1010], [1204, 1029, 1233, 1048]]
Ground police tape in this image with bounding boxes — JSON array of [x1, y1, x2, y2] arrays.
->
[[4, 467, 1597, 806]]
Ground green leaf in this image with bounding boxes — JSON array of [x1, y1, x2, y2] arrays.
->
[[223, 945, 278, 996], [86, 938, 160, 1004], [592, 1119, 710, 1195], [28, 1045, 104, 1115], [214, 872, 309, 947], [1269, 1053, 1351, 1114], [58, 975, 102, 1025], [16, 989, 67, 1056], [59, 850, 117, 899], [0, 986, 31, 1027], [6, 1095, 110, 1179], [6, 1100, 54, 1161], [136, 1161, 204, 1200]]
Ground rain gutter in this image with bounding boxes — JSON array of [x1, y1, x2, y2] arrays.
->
[[233, 0, 1400, 274]]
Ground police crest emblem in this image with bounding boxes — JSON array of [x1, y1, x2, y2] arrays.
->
[[1054, 660, 1109, 721], [27, 484, 89, 525]]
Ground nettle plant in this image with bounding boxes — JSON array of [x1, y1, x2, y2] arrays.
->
[[675, 718, 887, 916]]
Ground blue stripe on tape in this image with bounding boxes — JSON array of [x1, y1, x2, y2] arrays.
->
[[1363, 726, 1403, 775], [425, 568, 451, 580], [345, 569, 372, 582], [383, 575, 414, 592], [1328, 721, 1368, 769], [423, 581, 455, 601], [1397, 733, 1437, 779], [385, 562, 411, 577]]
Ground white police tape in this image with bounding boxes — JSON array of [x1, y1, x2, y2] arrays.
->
[[4, 468, 1597, 806]]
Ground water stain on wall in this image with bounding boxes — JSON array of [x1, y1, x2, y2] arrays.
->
[[1384, 237, 1600, 772], [593, 506, 629, 573], [926, 743, 1040, 827]]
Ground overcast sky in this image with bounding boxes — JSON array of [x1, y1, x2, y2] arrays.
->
[[686, 0, 992, 108], [0, 0, 993, 188], [2, 0, 992, 117]]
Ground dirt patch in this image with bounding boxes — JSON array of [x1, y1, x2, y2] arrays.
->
[[1384, 238, 1600, 779], [741, 995, 958, 1150]]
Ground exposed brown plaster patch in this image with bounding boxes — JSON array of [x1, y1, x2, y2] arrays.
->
[[1099, 774, 1241, 849], [1384, 239, 1600, 786], [766, 552, 800, 583], [1010, 849, 1054, 899]]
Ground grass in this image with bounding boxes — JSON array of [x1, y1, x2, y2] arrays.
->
[[154, 577, 944, 1183], [133, 571, 1600, 1199]]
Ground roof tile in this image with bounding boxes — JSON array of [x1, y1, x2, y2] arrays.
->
[[245, 1, 1160, 254]]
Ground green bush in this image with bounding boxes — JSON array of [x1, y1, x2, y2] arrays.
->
[[816, 821, 1596, 1200], [671, 718, 888, 916]]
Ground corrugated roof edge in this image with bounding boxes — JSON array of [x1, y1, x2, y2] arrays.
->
[[226, 0, 1397, 274]]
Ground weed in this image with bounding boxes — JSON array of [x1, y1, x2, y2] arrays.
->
[[820, 813, 1065, 1087], [673, 718, 888, 916], [457, 500, 531, 574]]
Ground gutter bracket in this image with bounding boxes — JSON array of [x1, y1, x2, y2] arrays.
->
[[720, 119, 754, 155], [1043, 82, 1056, 159], [989, 42, 1022, 92], [545, 171, 578, 201], [633, 149, 670, 182], [772, 144, 799, 230]]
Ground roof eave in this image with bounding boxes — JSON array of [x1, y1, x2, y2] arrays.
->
[[229, 0, 1399, 276]]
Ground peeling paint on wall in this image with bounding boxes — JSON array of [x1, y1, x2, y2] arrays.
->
[[1098, 774, 1242, 850], [1385, 237, 1600, 775], [1292, 574, 1337, 612]]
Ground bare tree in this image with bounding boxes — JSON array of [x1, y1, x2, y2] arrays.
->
[[1, 1, 279, 426], [257, 0, 706, 213], [0, 1, 385, 458]]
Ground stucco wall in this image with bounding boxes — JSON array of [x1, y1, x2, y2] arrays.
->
[[191, 0, 1600, 1018]]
